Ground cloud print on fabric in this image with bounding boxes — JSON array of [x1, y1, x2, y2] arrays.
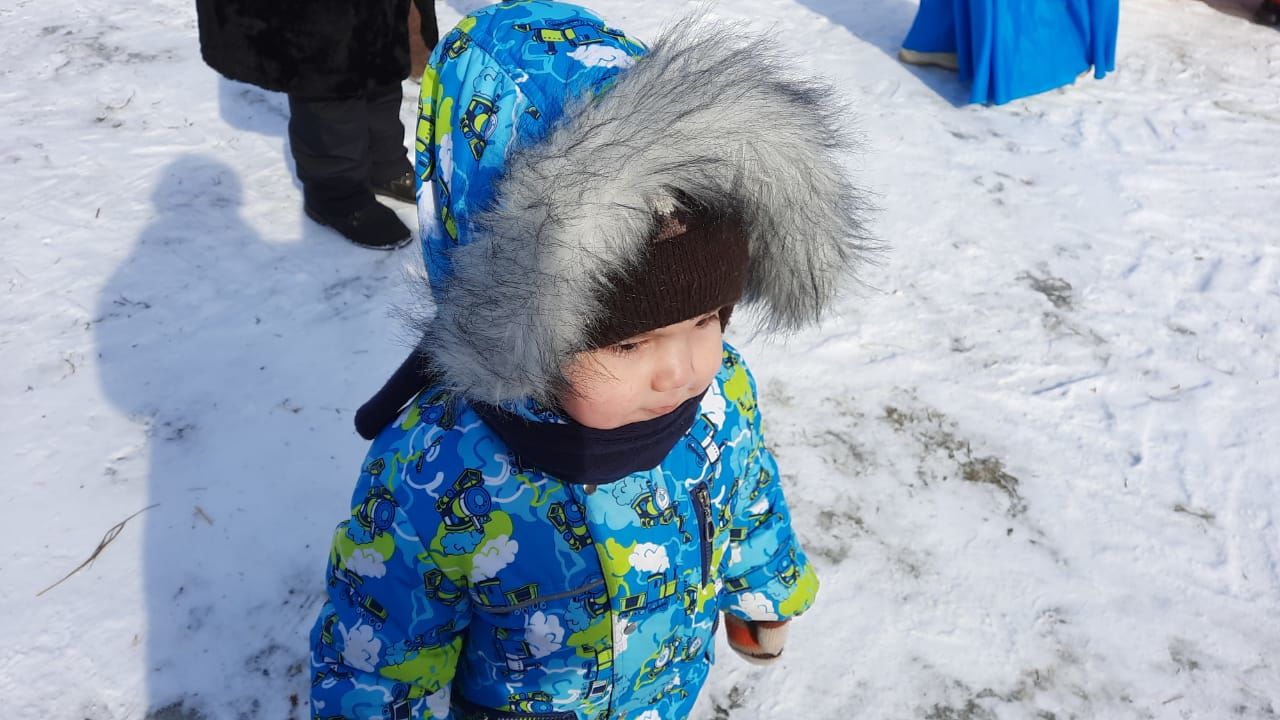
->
[[568, 44, 637, 69], [631, 542, 670, 573], [471, 534, 518, 581], [339, 623, 382, 672], [526, 611, 565, 658], [731, 591, 779, 621], [345, 548, 387, 579]]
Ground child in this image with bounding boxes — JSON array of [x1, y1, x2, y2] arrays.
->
[[310, 2, 870, 718]]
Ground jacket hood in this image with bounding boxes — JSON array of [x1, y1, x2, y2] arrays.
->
[[413, 1, 873, 404]]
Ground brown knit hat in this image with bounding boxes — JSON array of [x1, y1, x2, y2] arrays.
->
[[586, 204, 751, 349]]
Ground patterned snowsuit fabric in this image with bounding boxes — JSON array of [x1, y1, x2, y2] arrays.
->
[[310, 348, 818, 720], [311, 3, 819, 718], [412, 0, 646, 299]]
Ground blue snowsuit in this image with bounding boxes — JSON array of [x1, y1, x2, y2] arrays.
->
[[309, 346, 817, 719], [309, 4, 821, 719]]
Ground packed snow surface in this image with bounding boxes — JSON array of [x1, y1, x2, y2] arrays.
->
[[2, 0, 1278, 718]]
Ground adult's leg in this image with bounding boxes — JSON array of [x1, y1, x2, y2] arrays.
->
[[408, 0, 439, 80], [366, 82, 413, 186], [287, 93, 373, 215], [409, 2, 429, 80], [289, 91, 410, 249], [366, 82, 415, 204], [415, 0, 440, 55]]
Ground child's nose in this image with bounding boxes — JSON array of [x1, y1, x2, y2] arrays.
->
[[651, 340, 695, 392]]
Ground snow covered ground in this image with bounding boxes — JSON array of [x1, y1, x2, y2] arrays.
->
[[2, 0, 1278, 718]]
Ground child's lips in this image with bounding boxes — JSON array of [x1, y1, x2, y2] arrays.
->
[[650, 385, 709, 416]]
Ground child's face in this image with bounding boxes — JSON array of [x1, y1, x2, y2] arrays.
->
[[562, 309, 724, 430]]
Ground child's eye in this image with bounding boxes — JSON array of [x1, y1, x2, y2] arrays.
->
[[695, 311, 721, 328], [610, 340, 643, 355]]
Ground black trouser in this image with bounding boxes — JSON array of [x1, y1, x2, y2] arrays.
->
[[287, 82, 412, 215]]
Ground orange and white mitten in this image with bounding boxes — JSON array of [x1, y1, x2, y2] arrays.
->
[[723, 614, 790, 666]]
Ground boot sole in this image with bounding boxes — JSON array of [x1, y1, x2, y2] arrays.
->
[[305, 206, 413, 251]]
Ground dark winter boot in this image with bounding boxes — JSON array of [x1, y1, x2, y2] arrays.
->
[[306, 201, 411, 250], [1255, 0, 1280, 25], [1254, 0, 1274, 25], [372, 171, 417, 205]]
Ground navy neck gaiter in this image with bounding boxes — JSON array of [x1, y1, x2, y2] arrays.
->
[[473, 389, 707, 485]]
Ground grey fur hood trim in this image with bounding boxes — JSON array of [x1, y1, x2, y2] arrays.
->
[[424, 15, 873, 404]]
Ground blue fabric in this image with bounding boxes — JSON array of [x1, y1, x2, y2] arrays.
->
[[412, 0, 646, 299], [903, 0, 1118, 105], [473, 388, 708, 485], [309, 345, 819, 719]]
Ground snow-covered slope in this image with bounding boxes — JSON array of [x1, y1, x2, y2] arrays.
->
[[1, 0, 1277, 718]]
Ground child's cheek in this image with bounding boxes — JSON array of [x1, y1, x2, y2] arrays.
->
[[560, 371, 639, 429], [694, 326, 725, 384]]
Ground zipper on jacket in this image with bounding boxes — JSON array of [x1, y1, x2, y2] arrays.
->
[[565, 482, 615, 718], [691, 483, 714, 585]]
